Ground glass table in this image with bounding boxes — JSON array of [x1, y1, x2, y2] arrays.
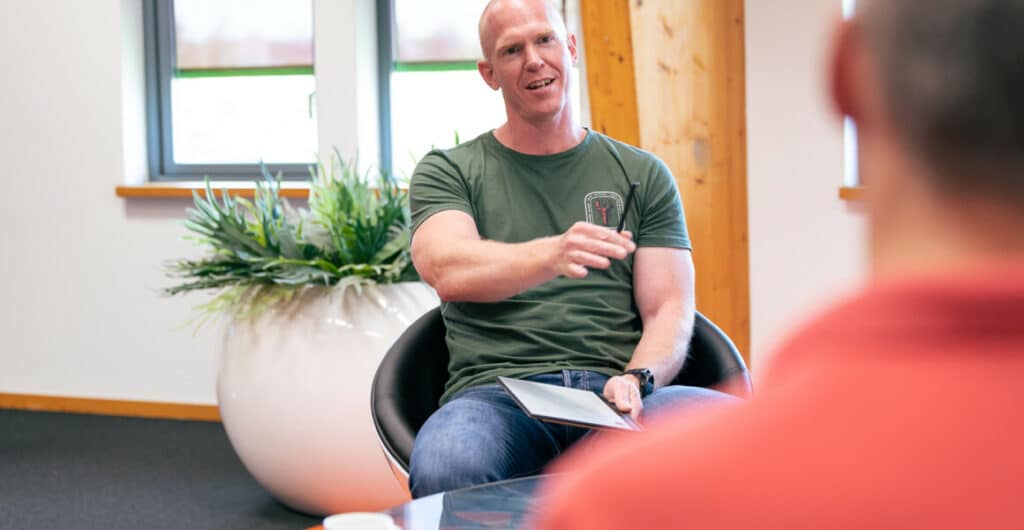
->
[[382, 475, 548, 530]]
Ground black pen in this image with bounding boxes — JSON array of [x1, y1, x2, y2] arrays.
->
[[616, 182, 640, 233]]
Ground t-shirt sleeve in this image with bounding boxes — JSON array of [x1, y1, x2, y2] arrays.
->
[[409, 150, 475, 236], [636, 156, 691, 250]]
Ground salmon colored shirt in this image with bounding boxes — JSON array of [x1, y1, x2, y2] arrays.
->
[[534, 258, 1024, 530]]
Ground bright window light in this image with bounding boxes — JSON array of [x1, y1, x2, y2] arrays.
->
[[171, 75, 317, 164], [388, 68, 584, 180], [842, 0, 859, 185]]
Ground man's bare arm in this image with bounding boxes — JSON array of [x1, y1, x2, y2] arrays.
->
[[604, 247, 695, 417], [412, 210, 636, 302], [628, 247, 695, 383]]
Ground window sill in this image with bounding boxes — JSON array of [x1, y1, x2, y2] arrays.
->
[[115, 182, 311, 200], [839, 186, 865, 201]]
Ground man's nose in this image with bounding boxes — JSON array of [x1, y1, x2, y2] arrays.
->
[[524, 45, 544, 70]]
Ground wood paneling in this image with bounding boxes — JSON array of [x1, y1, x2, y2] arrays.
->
[[580, 0, 640, 146], [0, 393, 220, 422], [584, 0, 751, 362]]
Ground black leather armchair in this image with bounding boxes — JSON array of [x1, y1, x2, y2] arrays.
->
[[370, 307, 751, 476]]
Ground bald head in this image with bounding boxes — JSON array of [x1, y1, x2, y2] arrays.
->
[[855, 0, 1024, 205], [478, 0, 567, 60]]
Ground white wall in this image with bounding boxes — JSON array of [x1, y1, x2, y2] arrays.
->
[[745, 0, 868, 372], [0, 0, 866, 404], [0, 0, 219, 403], [314, 0, 381, 169], [0, 0, 377, 404]]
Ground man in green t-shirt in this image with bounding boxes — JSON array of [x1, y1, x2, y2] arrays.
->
[[406, 0, 735, 498]]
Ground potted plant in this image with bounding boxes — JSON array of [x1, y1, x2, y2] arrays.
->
[[165, 153, 438, 515]]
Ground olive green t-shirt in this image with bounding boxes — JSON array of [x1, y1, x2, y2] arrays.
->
[[410, 130, 691, 405]]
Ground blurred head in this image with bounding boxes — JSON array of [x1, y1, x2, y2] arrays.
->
[[477, 0, 578, 126], [831, 0, 1024, 268]]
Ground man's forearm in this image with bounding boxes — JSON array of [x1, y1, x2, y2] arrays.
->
[[626, 304, 694, 389], [417, 236, 559, 302], [413, 212, 636, 303]]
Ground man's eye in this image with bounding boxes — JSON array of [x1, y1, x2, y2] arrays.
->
[[504, 46, 520, 55], [539, 35, 554, 44]]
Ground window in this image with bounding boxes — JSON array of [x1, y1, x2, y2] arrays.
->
[[843, 0, 859, 186], [379, 0, 587, 180], [144, 0, 317, 180], [142, 0, 588, 183]]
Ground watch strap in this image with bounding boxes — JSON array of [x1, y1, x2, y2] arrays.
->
[[623, 368, 654, 398]]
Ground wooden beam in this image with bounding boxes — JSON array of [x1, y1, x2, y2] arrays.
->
[[580, 0, 640, 146], [627, 0, 751, 362]]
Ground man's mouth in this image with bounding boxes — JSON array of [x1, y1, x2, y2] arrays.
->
[[526, 79, 555, 90]]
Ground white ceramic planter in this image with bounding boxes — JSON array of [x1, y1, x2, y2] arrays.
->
[[217, 282, 439, 515]]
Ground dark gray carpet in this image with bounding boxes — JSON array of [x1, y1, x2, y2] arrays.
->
[[0, 409, 320, 530]]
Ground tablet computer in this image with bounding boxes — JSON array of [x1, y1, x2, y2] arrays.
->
[[497, 376, 641, 432]]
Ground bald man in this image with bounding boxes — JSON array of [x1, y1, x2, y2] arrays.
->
[[406, 0, 736, 497], [533, 0, 1024, 528]]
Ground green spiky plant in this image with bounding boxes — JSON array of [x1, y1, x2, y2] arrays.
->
[[164, 150, 418, 327]]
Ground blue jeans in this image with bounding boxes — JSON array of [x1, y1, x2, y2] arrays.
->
[[408, 370, 736, 498]]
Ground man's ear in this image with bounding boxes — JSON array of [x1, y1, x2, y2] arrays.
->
[[829, 18, 861, 122], [567, 33, 578, 64], [478, 59, 500, 90]]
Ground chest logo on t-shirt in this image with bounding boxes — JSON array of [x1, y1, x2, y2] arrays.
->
[[584, 191, 624, 228]]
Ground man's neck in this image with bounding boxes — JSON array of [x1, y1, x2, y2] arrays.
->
[[861, 131, 1024, 280], [870, 185, 1024, 281], [493, 112, 586, 155]]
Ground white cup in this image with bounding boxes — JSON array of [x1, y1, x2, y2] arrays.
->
[[322, 512, 400, 530]]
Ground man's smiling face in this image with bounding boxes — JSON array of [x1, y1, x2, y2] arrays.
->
[[477, 0, 578, 125]]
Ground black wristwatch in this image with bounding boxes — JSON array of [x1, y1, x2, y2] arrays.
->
[[623, 368, 654, 398]]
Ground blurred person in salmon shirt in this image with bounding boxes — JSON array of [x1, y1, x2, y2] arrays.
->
[[532, 0, 1024, 528]]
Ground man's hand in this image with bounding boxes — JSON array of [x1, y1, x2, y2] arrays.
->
[[602, 375, 644, 420], [546, 222, 636, 278]]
